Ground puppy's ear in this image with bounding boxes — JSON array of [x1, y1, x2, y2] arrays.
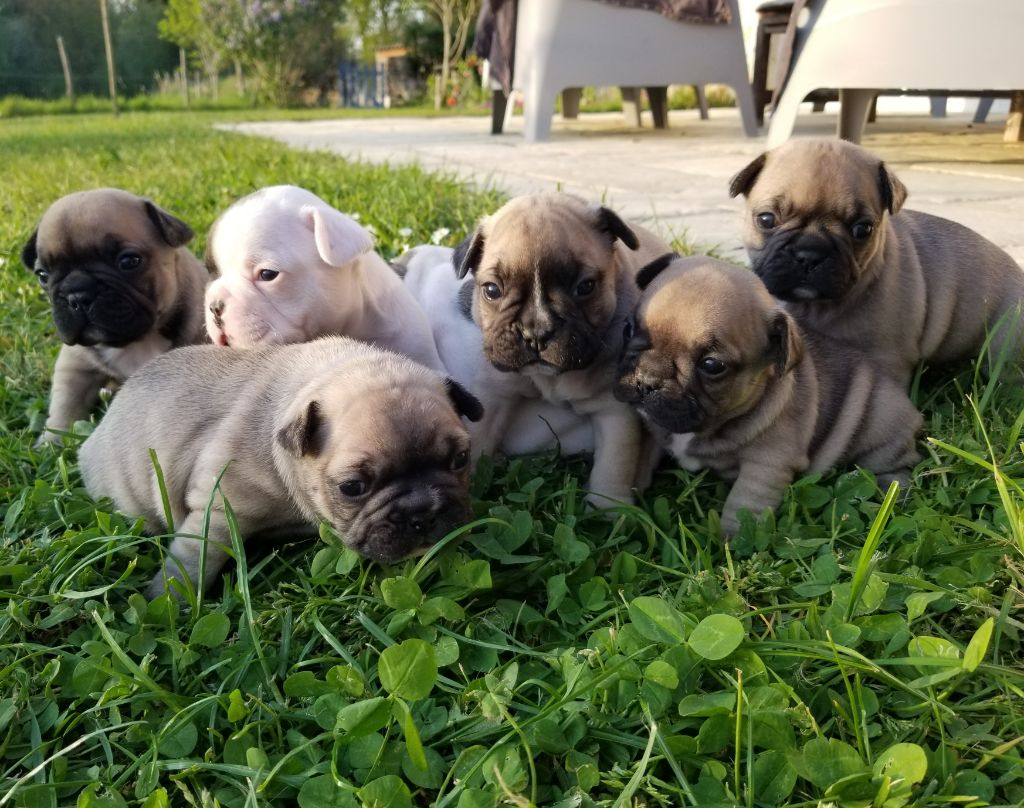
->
[[304, 205, 374, 268], [729, 152, 767, 198], [144, 201, 194, 247], [636, 252, 679, 290], [766, 311, 803, 374], [443, 378, 484, 422], [877, 161, 908, 215], [203, 220, 219, 276], [596, 206, 640, 250], [277, 400, 323, 457], [454, 228, 485, 279], [21, 229, 38, 270]]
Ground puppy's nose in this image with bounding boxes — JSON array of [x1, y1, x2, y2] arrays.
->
[[65, 290, 94, 312], [209, 299, 225, 326], [794, 242, 829, 266], [519, 324, 556, 351], [388, 508, 436, 534]]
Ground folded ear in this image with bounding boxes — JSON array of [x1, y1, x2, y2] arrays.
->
[[595, 206, 640, 250], [766, 311, 803, 374], [276, 400, 323, 457], [144, 200, 194, 247], [877, 161, 908, 215], [443, 378, 484, 422], [635, 252, 679, 290], [453, 228, 485, 279], [304, 205, 375, 267], [21, 228, 38, 271], [728, 152, 767, 198]]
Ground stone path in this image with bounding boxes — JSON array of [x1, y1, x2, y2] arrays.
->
[[225, 108, 1024, 263]]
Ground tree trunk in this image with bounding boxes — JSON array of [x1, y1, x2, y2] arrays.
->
[[235, 59, 246, 96], [437, 3, 452, 110], [179, 48, 191, 107]]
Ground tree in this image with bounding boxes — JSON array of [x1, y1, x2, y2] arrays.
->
[[158, 0, 225, 99], [347, 0, 413, 60], [419, 0, 478, 109]]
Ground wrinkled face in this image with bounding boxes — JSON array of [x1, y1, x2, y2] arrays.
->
[[463, 196, 635, 374], [22, 190, 192, 347], [204, 187, 372, 348], [283, 377, 475, 563], [732, 140, 906, 302], [615, 261, 792, 434]]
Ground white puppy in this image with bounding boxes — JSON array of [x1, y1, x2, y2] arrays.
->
[[399, 245, 593, 457], [204, 185, 444, 371]]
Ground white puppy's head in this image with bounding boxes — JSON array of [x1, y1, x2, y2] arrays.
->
[[204, 185, 374, 347]]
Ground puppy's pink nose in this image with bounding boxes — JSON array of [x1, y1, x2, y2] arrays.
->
[[209, 299, 226, 327]]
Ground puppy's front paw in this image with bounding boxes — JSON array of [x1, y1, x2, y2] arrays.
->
[[584, 487, 635, 511], [34, 430, 64, 449]]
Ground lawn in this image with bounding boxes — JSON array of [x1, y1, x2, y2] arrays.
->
[[1, 111, 1022, 808]]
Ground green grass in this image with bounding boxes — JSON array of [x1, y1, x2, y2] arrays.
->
[[1, 111, 1023, 808]]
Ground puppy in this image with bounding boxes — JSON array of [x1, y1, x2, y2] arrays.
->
[[730, 138, 1024, 386], [454, 193, 672, 505], [78, 337, 483, 597], [615, 254, 922, 534], [21, 188, 208, 444], [203, 185, 444, 372], [398, 244, 594, 456]]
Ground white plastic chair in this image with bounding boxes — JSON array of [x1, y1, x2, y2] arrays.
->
[[511, 0, 758, 142], [767, 0, 1024, 147]]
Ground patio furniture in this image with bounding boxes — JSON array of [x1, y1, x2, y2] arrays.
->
[[767, 0, 1024, 148], [511, 0, 758, 141]]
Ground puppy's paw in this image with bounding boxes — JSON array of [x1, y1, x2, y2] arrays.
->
[[34, 430, 64, 449], [145, 566, 195, 602], [584, 488, 636, 512]]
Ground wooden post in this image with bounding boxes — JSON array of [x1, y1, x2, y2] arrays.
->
[[234, 58, 246, 96], [1005, 91, 1024, 143], [99, 0, 118, 115], [55, 35, 74, 109], [179, 47, 191, 107]]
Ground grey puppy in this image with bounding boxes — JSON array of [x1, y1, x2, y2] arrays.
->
[[729, 139, 1024, 386], [615, 254, 922, 534], [22, 188, 209, 444], [455, 192, 672, 505], [78, 337, 483, 597]]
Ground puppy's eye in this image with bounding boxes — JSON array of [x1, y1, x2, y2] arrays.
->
[[258, 269, 280, 282], [756, 212, 777, 231], [451, 449, 469, 471], [698, 357, 728, 377], [575, 278, 596, 298], [339, 479, 368, 497], [34, 268, 49, 285], [851, 220, 874, 241], [118, 252, 142, 271], [481, 282, 502, 301]]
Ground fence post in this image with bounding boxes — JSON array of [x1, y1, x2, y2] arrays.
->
[[99, 0, 118, 115], [179, 48, 191, 108], [56, 35, 75, 109]]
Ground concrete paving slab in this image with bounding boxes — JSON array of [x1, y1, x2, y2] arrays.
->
[[223, 107, 1024, 264]]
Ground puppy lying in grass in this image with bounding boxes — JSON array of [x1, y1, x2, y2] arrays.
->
[[615, 254, 922, 534], [79, 337, 482, 598]]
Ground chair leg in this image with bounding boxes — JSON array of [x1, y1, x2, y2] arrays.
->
[[929, 95, 948, 118], [621, 86, 642, 128], [694, 85, 709, 120], [524, 77, 558, 142], [974, 97, 994, 124], [647, 87, 668, 128], [491, 89, 508, 135], [731, 75, 760, 138], [867, 94, 878, 124], [811, 98, 827, 112], [766, 78, 805, 147], [751, 20, 771, 126], [561, 87, 582, 119], [837, 88, 875, 143]]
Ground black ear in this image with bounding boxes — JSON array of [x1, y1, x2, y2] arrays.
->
[[443, 378, 484, 422], [453, 228, 485, 279], [21, 229, 38, 270], [596, 206, 639, 250], [144, 200, 194, 248], [877, 161, 908, 215], [728, 152, 767, 198], [636, 252, 679, 290], [766, 312, 802, 374], [277, 400, 323, 457]]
